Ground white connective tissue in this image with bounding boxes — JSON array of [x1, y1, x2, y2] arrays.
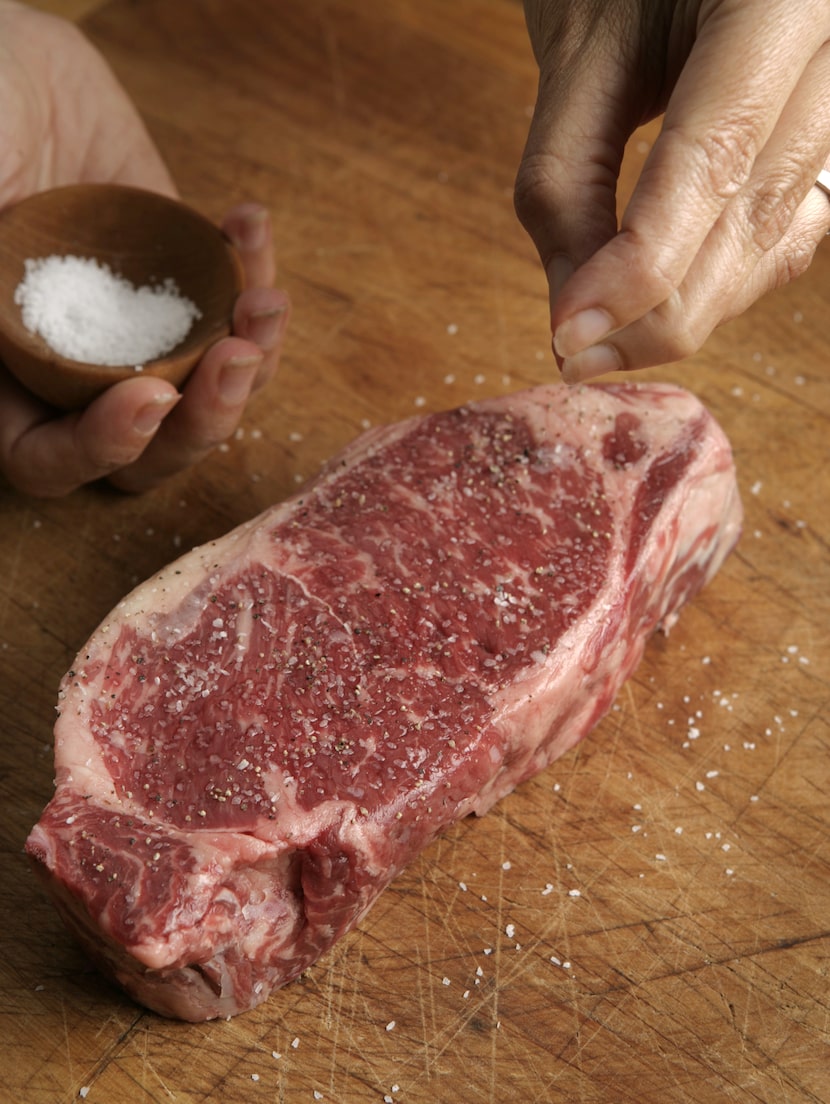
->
[[14, 254, 201, 366]]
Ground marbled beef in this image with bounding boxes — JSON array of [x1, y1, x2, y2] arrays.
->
[[26, 382, 742, 1021]]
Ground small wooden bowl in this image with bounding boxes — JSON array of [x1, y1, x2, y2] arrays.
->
[[0, 184, 245, 410]]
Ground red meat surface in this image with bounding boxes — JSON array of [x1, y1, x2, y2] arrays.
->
[[26, 382, 742, 1020]]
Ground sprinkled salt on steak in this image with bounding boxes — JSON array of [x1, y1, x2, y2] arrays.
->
[[26, 382, 742, 1021]]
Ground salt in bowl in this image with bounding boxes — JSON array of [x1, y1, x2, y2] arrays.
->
[[0, 184, 245, 410]]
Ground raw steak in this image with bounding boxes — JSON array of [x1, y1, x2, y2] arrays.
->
[[26, 382, 742, 1021]]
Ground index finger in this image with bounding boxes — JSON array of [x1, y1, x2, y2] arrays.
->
[[552, 0, 830, 358]]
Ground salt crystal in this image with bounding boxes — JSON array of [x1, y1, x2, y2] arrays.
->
[[79, 1090, 90, 1100], [568, 888, 581, 898], [386, 1021, 396, 1031], [15, 255, 200, 366]]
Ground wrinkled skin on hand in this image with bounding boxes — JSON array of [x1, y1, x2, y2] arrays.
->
[[515, 0, 830, 381], [0, 1, 289, 497]]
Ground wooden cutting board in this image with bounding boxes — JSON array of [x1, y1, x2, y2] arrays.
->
[[2, 2, 828, 1101]]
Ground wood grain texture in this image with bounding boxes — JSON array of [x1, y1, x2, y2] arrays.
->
[[2, 1, 829, 1102]]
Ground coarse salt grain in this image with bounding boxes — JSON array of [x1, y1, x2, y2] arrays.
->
[[15, 254, 201, 366]]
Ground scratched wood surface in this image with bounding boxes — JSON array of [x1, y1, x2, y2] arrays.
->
[[1, 1, 829, 1102]]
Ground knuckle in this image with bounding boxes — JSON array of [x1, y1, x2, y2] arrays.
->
[[664, 120, 758, 203], [513, 154, 565, 236], [776, 232, 820, 285], [745, 161, 805, 253]]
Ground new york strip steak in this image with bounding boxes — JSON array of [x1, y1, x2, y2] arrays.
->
[[26, 382, 742, 1021]]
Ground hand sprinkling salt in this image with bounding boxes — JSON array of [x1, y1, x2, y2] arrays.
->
[[14, 255, 201, 366]]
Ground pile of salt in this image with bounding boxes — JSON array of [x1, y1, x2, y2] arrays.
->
[[14, 255, 201, 367]]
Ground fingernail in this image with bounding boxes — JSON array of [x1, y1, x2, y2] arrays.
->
[[548, 253, 573, 305], [219, 354, 262, 404], [132, 393, 179, 436], [554, 307, 613, 359], [232, 207, 269, 252], [560, 343, 621, 384], [242, 305, 287, 350]]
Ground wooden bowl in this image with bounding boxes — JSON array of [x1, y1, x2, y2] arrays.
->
[[0, 184, 245, 410]]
